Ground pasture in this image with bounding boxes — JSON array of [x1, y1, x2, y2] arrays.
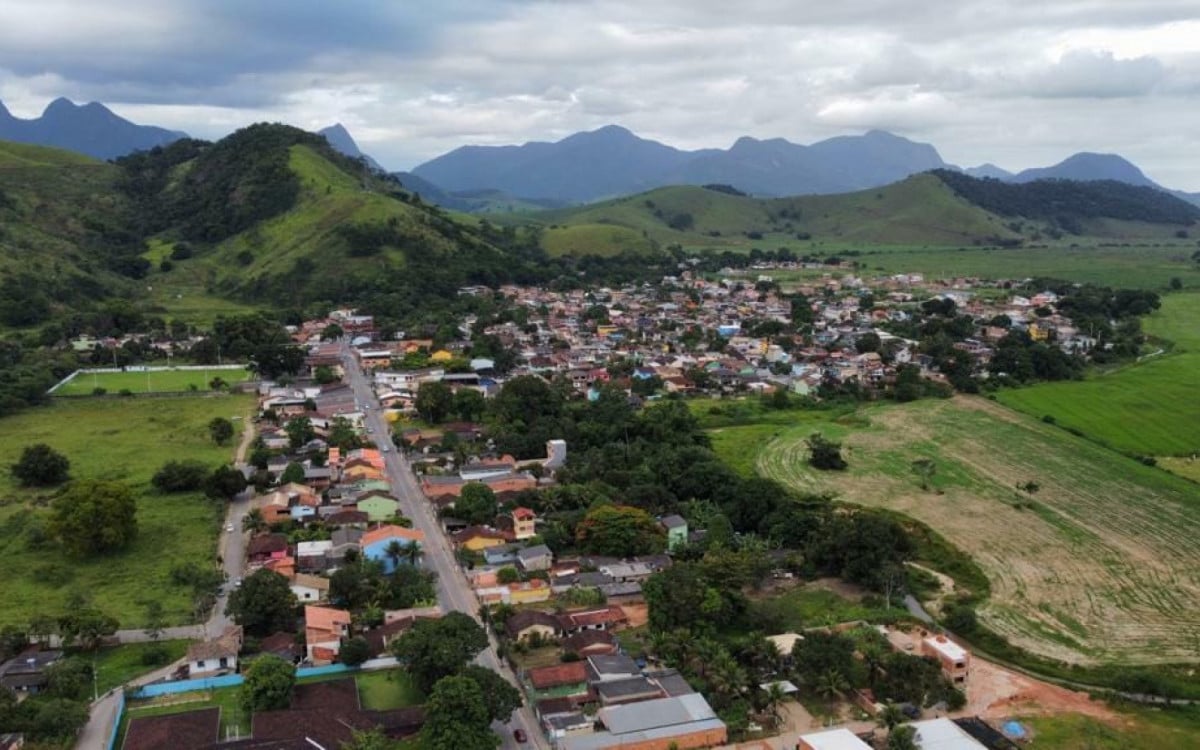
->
[[749, 397, 1200, 666], [996, 291, 1200, 459], [0, 395, 252, 627], [54, 366, 253, 396]]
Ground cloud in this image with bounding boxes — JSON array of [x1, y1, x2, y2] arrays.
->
[[0, 1, 1198, 188], [1019, 49, 1167, 98]]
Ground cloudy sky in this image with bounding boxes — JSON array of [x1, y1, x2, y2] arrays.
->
[[2, 0, 1199, 188]]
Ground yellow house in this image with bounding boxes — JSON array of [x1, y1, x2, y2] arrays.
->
[[1028, 322, 1049, 342], [429, 350, 454, 363], [508, 581, 552, 605], [455, 528, 510, 552]]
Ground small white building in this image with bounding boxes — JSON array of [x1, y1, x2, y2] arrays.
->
[[910, 718, 988, 749], [187, 626, 242, 677], [798, 728, 872, 750], [290, 573, 331, 603]]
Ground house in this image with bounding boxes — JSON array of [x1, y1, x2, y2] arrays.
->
[[304, 605, 351, 664], [797, 728, 874, 750], [561, 630, 618, 657], [330, 527, 364, 564], [922, 635, 970, 686], [186, 626, 242, 677], [258, 632, 299, 663], [505, 610, 562, 642], [527, 661, 590, 700], [291, 573, 331, 603], [357, 493, 400, 522], [585, 653, 640, 684], [558, 606, 628, 635], [909, 718, 988, 749], [246, 533, 289, 565], [559, 694, 727, 750], [543, 712, 594, 741], [483, 544, 521, 567], [596, 676, 663, 706], [453, 526, 511, 551], [0, 649, 62, 694], [360, 524, 426, 574], [296, 540, 334, 572], [659, 514, 688, 551], [511, 506, 537, 539], [517, 544, 554, 572]]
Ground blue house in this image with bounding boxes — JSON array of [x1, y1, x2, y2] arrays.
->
[[361, 524, 425, 574]]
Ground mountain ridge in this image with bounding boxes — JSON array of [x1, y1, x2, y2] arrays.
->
[[0, 97, 187, 160]]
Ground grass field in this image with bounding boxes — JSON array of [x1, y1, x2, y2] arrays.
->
[[748, 583, 910, 632], [54, 367, 253, 396], [356, 669, 423, 709], [1025, 705, 1200, 750], [997, 291, 1200, 458], [93, 640, 192, 694], [743, 397, 1200, 666], [0, 395, 251, 628]]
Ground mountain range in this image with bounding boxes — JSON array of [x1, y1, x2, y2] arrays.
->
[[412, 124, 1200, 206], [0, 96, 1195, 207], [0, 97, 186, 160]]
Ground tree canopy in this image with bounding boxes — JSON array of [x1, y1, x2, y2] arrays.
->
[[240, 654, 296, 712], [575, 504, 665, 557], [390, 611, 488, 692], [420, 675, 499, 750], [456, 482, 498, 526], [11, 443, 70, 486], [209, 417, 234, 446], [48, 480, 137, 556], [225, 569, 297, 636]]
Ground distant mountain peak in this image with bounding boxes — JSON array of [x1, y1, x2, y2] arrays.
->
[[0, 96, 187, 160], [318, 123, 384, 172]]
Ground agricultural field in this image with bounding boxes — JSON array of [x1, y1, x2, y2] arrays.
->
[[0, 395, 252, 628], [54, 366, 253, 396], [997, 291, 1200, 460], [1025, 705, 1200, 750], [747, 397, 1200, 666]]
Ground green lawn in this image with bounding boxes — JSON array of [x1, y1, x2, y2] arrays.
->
[[357, 669, 424, 709], [0, 395, 252, 628], [93, 640, 191, 694], [54, 367, 253, 396], [748, 586, 909, 632], [1024, 705, 1200, 750], [996, 291, 1200, 457], [750, 397, 1200, 666]]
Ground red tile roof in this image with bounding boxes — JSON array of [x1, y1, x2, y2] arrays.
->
[[528, 661, 588, 690]]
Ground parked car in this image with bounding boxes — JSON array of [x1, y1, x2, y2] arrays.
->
[[513, 729, 527, 743]]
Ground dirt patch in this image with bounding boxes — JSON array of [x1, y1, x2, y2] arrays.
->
[[620, 603, 648, 628]]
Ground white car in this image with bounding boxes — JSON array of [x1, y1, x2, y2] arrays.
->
[[225, 524, 235, 532]]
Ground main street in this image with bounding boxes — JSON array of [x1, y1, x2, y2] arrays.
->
[[341, 343, 548, 750]]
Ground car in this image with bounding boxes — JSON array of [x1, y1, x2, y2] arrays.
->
[[225, 524, 235, 532], [513, 729, 527, 744], [232, 578, 242, 588]]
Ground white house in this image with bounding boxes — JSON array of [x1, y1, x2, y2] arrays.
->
[[187, 626, 242, 677], [290, 573, 331, 603]]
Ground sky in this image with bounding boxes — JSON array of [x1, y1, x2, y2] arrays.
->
[[1, 0, 1199, 188]]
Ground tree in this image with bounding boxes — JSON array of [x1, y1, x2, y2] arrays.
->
[[11, 443, 69, 486], [341, 727, 398, 750], [48, 480, 137, 556], [420, 675, 499, 750], [225, 569, 297, 637], [877, 703, 906, 731], [390, 612, 488, 692], [280, 461, 306, 484], [285, 416, 315, 451], [56, 607, 118, 651], [415, 381, 454, 424], [575, 504, 665, 557], [805, 432, 847, 471], [314, 365, 337, 385], [456, 483, 498, 525], [460, 664, 523, 722], [911, 459, 936, 491], [888, 725, 918, 750], [814, 668, 850, 700], [204, 464, 248, 501], [143, 601, 166, 643], [321, 323, 344, 341], [242, 508, 267, 533], [453, 388, 486, 422], [240, 654, 296, 712], [151, 459, 210, 492], [209, 417, 235, 446], [340, 636, 372, 667]]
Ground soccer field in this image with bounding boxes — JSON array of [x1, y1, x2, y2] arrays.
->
[[54, 367, 252, 395]]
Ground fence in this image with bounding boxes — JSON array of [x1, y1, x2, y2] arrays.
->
[[105, 690, 125, 750], [128, 659, 396, 699]]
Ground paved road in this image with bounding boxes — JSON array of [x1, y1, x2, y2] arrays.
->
[[341, 344, 547, 750]]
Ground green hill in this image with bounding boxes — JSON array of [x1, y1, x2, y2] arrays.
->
[[524, 173, 1199, 256]]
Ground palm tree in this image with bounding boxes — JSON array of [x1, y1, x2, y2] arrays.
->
[[887, 725, 918, 750], [384, 540, 405, 571], [762, 681, 788, 724], [877, 704, 905, 731], [403, 541, 422, 566], [814, 668, 850, 701], [241, 508, 266, 533]]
